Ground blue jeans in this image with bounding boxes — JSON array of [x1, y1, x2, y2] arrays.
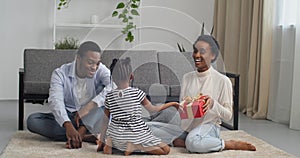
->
[[182, 123, 225, 153], [26, 107, 105, 141]]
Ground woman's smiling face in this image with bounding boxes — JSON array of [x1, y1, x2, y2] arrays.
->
[[193, 41, 216, 72]]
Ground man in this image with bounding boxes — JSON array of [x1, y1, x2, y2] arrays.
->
[[27, 41, 114, 149]]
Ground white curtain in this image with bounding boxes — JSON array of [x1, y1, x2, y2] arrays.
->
[[267, 0, 300, 130]]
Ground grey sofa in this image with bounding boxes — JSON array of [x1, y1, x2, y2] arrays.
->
[[19, 49, 239, 130]]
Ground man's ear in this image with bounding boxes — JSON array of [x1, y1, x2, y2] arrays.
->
[[76, 55, 81, 62]]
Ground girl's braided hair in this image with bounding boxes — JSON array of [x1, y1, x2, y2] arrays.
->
[[109, 57, 132, 83]]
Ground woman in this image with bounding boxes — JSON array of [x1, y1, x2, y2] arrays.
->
[[173, 35, 256, 153]]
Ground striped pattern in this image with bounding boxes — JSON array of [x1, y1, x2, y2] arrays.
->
[[105, 87, 161, 151]]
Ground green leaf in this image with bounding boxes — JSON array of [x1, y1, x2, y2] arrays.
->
[[128, 16, 133, 19], [131, 4, 138, 8], [116, 2, 125, 9], [122, 18, 128, 23], [59, 3, 62, 6], [131, 9, 139, 16], [126, 23, 134, 30], [118, 13, 125, 19], [112, 11, 118, 17], [122, 9, 128, 14], [126, 31, 134, 42]]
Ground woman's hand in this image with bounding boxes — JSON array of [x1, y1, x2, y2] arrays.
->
[[202, 95, 214, 114]]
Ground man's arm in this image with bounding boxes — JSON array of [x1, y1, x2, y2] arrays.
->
[[48, 69, 83, 149], [48, 69, 70, 127]]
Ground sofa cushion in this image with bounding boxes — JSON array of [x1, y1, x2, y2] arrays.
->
[[169, 85, 181, 97], [24, 49, 76, 94]]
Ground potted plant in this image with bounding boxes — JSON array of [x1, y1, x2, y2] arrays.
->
[[55, 36, 79, 50]]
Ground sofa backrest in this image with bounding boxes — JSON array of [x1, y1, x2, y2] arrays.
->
[[23, 49, 76, 94], [157, 51, 195, 97], [22, 49, 193, 97], [101, 50, 160, 94]]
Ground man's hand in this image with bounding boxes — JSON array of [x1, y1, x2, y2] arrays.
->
[[64, 121, 82, 149]]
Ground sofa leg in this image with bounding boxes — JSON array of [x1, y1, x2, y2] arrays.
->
[[18, 98, 24, 130], [19, 69, 24, 130]]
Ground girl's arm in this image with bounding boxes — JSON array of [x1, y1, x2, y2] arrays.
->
[[141, 97, 180, 112], [97, 108, 110, 151], [100, 108, 110, 141]]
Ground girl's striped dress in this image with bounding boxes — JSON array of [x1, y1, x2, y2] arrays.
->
[[105, 87, 161, 151]]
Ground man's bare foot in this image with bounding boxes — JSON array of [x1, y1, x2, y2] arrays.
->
[[103, 137, 112, 154], [82, 134, 98, 144], [225, 140, 256, 151]]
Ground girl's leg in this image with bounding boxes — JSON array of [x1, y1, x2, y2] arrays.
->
[[140, 142, 170, 155], [124, 142, 143, 156], [103, 137, 113, 154], [124, 142, 170, 156]]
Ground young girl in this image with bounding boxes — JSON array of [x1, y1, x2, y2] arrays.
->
[[97, 58, 180, 156]]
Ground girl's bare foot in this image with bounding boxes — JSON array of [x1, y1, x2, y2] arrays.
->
[[225, 140, 256, 151], [124, 142, 141, 156], [96, 140, 104, 152], [103, 137, 112, 154]]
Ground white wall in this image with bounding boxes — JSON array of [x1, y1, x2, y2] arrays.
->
[[138, 0, 215, 51], [0, 0, 214, 100], [0, 0, 53, 100]]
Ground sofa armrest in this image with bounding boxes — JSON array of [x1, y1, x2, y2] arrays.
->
[[221, 72, 240, 130]]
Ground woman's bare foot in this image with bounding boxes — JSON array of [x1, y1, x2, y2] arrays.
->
[[173, 138, 186, 147], [225, 140, 256, 151], [103, 137, 112, 154]]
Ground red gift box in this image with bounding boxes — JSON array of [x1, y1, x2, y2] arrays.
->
[[180, 97, 205, 119]]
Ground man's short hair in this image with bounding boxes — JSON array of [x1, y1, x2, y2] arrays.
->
[[77, 41, 101, 57]]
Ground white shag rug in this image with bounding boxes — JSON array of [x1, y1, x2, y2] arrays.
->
[[0, 130, 295, 158]]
